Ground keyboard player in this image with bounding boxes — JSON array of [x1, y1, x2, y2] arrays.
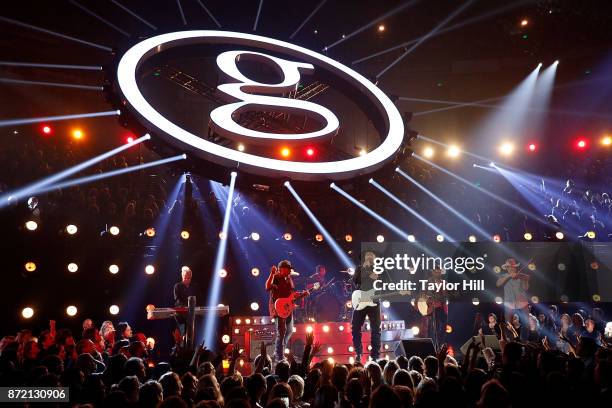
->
[[173, 266, 200, 335]]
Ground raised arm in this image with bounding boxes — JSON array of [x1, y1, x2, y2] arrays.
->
[[265, 266, 277, 291]]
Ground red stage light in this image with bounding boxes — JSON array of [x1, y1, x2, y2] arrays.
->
[[41, 125, 52, 135], [576, 138, 588, 149], [306, 147, 315, 157], [528, 143, 537, 152], [126, 136, 134, 143]]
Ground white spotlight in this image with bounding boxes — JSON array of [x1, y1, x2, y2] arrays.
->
[[109, 305, 119, 315], [376, 234, 384, 243], [250, 232, 260, 241], [436, 234, 444, 242], [250, 302, 259, 311]]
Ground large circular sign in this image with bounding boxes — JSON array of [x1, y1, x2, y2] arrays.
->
[[117, 30, 404, 181]]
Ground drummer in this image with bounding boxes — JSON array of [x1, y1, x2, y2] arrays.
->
[[308, 265, 330, 289]]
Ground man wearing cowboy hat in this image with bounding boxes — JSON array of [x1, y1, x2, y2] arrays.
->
[[496, 258, 530, 339]]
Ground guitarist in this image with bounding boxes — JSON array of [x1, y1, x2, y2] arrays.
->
[[351, 251, 381, 363], [266, 260, 305, 361]]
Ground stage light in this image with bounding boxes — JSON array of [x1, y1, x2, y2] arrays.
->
[[576, 138, 588, 150], [436, 234, 444, 242], [41, 125, 52, 135], [323, 325, 330, 333], [25, 220, 38, 231], [126, 136, 134, 143], [109, 226, 120, 236], [327, 346, 334, 354], [109, 305, 119, 315], [66, 224, 78, 234], [339, 325, 345, 332], [67, 263, 78, 273], [468, 235, 477, 242], [348, 346, 354, 352], [71, 129, 84, 140], [499, 142, 515, 156], [528, 143, 537, 152], [411, 326, 420, 336], [250, 232, 260, 241], [145, 265, 155, 275], [181, 230, 190, 240], [22, 307, 34, 319], [219, 268, 227, 278], [555, 231, 564, 240], [520, 19, 528, 27], [315, 233, 324, 242], [218, 231, 227, 240], [586, 230, 596, 239], [66, 305, 78, 317], [283, 232, 292, 241], [221, 334, 230, 344], [344, 234, 353, 242], [495, 296, 503, 304], [349, 356, 355, 364], [423, 147, 434, 158], [601, 136, 612, 146], [447, 145, 460, 158], [524, 232, 533, 241], [251, 267, 260, 277], [446, 325, 453, 333], [472, 298, 480, 305], [280, 147, 291, 158], [246, 318, 252, 324], [378, 24, 385, 32], [237, 143, 245, 152], [493, 234, 501, 242], [109, 264, 119, 274], [359, 148, 367, 156], [306, 325, 313, 333], [145, 227, 155, 237], [25, 262, 36, 272], [250, 302, 259, 311], [376, 234, 385, 243], [306, 147, 315, 157], [407, 234, 416, 242], [382, 300, 390, 308]]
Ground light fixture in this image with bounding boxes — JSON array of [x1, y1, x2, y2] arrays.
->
[[109, 264, 119, 274], [66, 224, 78, 235], [251, 267, 260, 277], [250, 232, 260, 241], [376, 234, 384, 243], [67, 263, 78, 273], [109, 305, 119, 315], [25, 220, 38, 231], [181, 230, 190, 239], [66, 305, 78, 317], [145, 265, 155, 275], [22, 307, 34, 319], [109, 226, 120, 236]]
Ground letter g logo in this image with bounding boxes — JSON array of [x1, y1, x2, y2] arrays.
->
[[210, 51, 339, 144]]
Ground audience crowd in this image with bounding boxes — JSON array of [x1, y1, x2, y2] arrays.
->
[[1, 303, 611, 407]]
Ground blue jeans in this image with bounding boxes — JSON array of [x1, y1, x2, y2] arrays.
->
[[351, 305, 381, 360], [275, 313, 294, 360]]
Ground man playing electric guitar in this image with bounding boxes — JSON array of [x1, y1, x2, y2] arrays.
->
[[266, 260, 308, 361], [351, 251, 381, 363]]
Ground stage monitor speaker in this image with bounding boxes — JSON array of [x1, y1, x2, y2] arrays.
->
[[395, 338, 436, 359], [459, 335, 500, 356]]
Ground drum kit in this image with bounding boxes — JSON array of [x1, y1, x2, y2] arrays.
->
[[294, 270, 354, 323]]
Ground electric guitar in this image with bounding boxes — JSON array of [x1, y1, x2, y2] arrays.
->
[[274, 282, 320, 318]]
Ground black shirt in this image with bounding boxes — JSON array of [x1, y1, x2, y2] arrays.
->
[[173, 281, 200, 307]]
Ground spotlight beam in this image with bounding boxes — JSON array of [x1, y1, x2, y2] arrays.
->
[[69, 0, 130, 37], [414, 154, 550, 228], [285, 182, 354, 269], [0, 78, 103, 91], [195, 0, 222, 28], [352, 0, 530, 65], [176, 0, 187, 25], [369, 178, 455, 241], [0, 110, 120, 128], [395, 167, 490, 239], [0, 16, 113, 52], [15, 154, 186, 199], [376, 0, 474, 80], [324, 0, 420, 51], [0, 61, 102, 71], [253, 0, 264, 31], [330, 183, 412, 241], [204, 172, 237, 346], [289, 0, 327, 39], [0, 135, 149, 206], [109, 0, 157, 30]]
